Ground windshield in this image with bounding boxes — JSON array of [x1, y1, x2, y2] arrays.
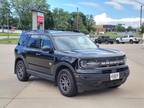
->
[[53, 35, 97, 51], [129, 35, 134, 37]]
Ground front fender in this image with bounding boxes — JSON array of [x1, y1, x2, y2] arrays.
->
[[51, 62, 77, 81]]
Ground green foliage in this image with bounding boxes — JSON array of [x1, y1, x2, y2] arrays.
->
[[45, 10, 54, 29], [0, 0, 11, 32], [140, 25, 144, 33], [0, 0, 96, 33], [52, 8, 70, 30], [86, 15, 96, 33], [11, 0, 49, 30], [127, 26, 133, 32], [115, 24, 126, 32]]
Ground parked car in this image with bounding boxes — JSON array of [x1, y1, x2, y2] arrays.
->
[[95, 36, 115, 44], [116, 35, 140, 44], [14, 30, 129, 97]]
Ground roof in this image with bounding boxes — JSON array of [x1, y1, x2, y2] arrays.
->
[[22, 30, 85, 36], [47, 30, 84, 36]]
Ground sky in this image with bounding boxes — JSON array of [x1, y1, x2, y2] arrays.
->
[[47, 0, 144, 28]]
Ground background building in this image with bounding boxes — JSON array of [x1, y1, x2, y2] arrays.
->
[[96, 24, 116, 34]]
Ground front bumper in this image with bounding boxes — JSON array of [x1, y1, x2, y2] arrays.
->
[[133, 40, 140, 43], [74, 65, 129, 92]]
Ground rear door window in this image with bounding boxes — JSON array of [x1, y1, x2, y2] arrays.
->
[[27, 35, 41, 49], [41, 36, 53, 48]]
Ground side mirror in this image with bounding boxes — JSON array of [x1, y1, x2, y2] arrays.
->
[[42, 46, 53, 52]]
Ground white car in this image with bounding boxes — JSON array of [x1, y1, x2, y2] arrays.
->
[[116, 35, 140, 44]]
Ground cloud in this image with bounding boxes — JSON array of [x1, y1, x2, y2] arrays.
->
[[105, 0, 143, 10], [94, 13, 144, 27], [78, 2, 101, 9], [105, 1, 123, 10], [63, 3, 79, 8], [63, 2, 102, 10]]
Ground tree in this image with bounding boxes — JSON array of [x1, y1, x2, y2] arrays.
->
[[140, 25, 144, 33], [10, 0, 49, 30], [45, 10, 54, 29], [71, 12, 88, 33], [115, 24, 125, 32], [52, 8, 70, 30], [0, 0, 11, 32], [86, 15, 96, 33], [127, 26, 133, 32], [0, 1, 96, 33]]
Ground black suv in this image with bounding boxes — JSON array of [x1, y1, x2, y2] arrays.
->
[[14, 30, 129, 97], [95, 36, 115, 44]]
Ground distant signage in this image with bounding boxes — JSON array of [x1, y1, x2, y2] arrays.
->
[[32, 10, 44, 30], [37, 12, 44, 23]]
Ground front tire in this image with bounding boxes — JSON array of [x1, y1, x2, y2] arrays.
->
[[15, 60, 30, 81], [130, 40, 133, 44], [57, 69, 77, 97], [116, 40, 120, 44]]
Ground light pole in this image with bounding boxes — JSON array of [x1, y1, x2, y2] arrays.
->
[[140, 5, 143, 26], [7, 12, 9, 43], [132, 0, 144, 45], [76, 7, 79, 31], [133, 0, 144, 27]]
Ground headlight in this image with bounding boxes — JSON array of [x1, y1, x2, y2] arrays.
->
[[79, 59, 100, 68]]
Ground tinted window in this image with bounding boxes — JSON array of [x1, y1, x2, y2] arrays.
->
[[129, 35, 134, 37], [41, 36, 52, 48], [19, 33, 29, 46], [123, 36, 127, 38], [27, 35, 41, 49]]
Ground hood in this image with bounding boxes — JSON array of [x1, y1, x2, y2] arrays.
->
[[56, 48, 125, 58]]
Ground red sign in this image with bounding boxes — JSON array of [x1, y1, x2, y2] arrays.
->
[[37, 16, 44, 23], [37, 12, 44, 23]]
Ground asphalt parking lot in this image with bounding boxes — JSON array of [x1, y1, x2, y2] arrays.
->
[[0, 44, 144, 108]]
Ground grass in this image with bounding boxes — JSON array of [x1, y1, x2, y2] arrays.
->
[[104, 32, 119, 38], [0, 32, 20, 36], [96, 32, 119, 39], [0, 38, 18, 44]]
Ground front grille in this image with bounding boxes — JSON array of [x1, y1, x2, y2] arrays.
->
[[102, 67, 128, 74], [102, 70, 112, 74], [97, 56, 125, 68]]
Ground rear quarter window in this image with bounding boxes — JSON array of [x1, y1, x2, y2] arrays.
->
[[18, 33, 29, 46]]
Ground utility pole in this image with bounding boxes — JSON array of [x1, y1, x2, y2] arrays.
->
[[133, 0, 144, 27], [7, 12, 9, 43], [76, 7, 79, 31], [133, 0, 144, 46], [140, 5, 143, 26]]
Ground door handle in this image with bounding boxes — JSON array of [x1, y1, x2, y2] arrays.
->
[[36, 53, 41, 56]]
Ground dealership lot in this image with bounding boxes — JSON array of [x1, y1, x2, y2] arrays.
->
[[0, 44, 144, 108]]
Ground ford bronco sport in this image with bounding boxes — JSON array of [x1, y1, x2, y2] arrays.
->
[[14, 30, 129, 97]]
